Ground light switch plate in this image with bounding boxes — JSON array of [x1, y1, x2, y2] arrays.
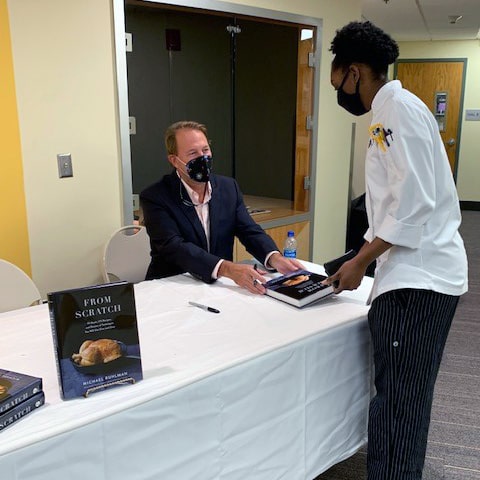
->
[[57, 153, 73, 178]]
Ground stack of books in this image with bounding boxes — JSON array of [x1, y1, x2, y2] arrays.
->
[[0, 369, 44, 431]]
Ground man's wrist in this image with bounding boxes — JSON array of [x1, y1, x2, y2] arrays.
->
[[212, 259, 224, 279], [217, 259, 233, 279], [265, 251, 281, 270]]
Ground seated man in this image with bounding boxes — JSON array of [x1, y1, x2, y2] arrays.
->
[[140, 121, 302, 294]]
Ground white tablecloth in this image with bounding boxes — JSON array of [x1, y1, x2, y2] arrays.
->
[[0, 262, 373, 480]]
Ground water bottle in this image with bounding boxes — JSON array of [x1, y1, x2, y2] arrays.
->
[[283, 230, 297, 258]]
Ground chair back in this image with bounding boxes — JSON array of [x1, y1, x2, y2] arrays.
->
[[0, 259, 42, 313], [102, 225, 151, 283]]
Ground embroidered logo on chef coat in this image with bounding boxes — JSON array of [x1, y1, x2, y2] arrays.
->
[[369, 123, 394, 152]]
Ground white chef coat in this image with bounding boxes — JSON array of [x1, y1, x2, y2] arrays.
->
[[364, 80, 468, 302]]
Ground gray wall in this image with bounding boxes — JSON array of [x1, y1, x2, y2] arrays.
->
[[235, 19, 297, 199], [126, 6, 297, 199]]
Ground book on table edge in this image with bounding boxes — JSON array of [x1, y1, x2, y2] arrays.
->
[[0, 391, 45, 431], [47, 281, 143, 400], [263, 269, 334, 308], [0, 369, 43, 415]]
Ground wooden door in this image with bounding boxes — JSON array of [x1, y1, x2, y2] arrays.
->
[[396, 60, 466, 177], [294, 28, 315, 211]]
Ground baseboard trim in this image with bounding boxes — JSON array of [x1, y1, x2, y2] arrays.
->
[[460, 201, 480, 211]]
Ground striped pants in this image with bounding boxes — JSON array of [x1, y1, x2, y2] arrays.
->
[[367, 289, 459, 480]]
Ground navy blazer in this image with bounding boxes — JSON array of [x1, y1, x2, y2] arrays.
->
[[140, 172, 278, 283]]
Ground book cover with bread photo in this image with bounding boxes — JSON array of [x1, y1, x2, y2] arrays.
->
[[48, 282, 142, 399]]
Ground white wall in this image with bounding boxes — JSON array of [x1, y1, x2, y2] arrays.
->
[[8, 0, 362, 296], [350, 40, 480, 202], [8, 0, 123, 297]]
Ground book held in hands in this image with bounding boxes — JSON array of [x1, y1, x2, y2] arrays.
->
[[263, 269, 334, 308], [48, 282, 143, 400]]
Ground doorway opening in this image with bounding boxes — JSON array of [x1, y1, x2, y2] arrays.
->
[[122, 0, 319, 223]]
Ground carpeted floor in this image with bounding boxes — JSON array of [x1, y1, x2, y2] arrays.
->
[[315, 210, 480, 480]]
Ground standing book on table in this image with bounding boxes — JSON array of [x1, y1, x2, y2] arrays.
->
[[263, 270, 334, 308], [48, 282, 143, 399]]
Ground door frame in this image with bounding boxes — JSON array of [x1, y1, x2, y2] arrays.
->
[[113, 0, 322, 239], [394, 58, 468, 182]]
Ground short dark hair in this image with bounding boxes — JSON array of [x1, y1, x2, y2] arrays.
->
[[330, 21, 399, 77]]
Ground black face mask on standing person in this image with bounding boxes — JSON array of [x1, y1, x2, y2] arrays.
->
[[337, 70, 368, 116]]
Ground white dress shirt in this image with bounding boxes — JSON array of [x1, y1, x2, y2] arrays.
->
[[180, 177, 212, 249], [180, 177, 223, 277], [365, 80, 468, 302]]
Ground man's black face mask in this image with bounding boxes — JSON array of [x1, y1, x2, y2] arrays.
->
[[337, 70, 368, 116], [185, 155, 213, 183]]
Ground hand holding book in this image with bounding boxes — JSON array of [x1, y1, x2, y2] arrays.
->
[[324, 250, 365, 293], [323, 249, 358, 292]]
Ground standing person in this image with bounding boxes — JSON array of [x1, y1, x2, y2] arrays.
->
[[326, 21, 468, 479], [140, 121, 303, 293]]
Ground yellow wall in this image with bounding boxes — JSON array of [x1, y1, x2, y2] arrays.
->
[[0, 0, 31, 274], [351, 40, 480, 203]]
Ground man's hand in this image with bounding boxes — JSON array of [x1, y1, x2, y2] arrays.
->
[[268, 252, 304, 275], [218, 261, 267, 294]]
